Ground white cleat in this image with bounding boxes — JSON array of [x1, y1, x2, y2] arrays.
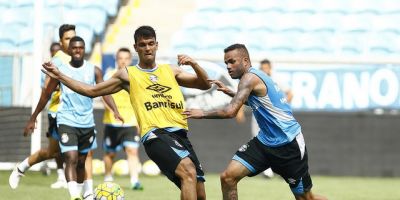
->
[[104, 175, 114, 182], [82, 193, 94, 200], [9, 165, 24, 189], [50, 179, 68, 189]]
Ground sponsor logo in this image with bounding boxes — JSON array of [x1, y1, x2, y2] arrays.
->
[[174, 140, 183, 148], [61, 133, 69, 143], [238, 144, 249, 152], [149, 74, 158, 83], [287, 178, 297, 185], [144, 100, 183, 111], [147, 84, 171, 94]]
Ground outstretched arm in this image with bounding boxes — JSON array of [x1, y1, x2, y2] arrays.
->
[[42, 61, 125, 98], [95, 67, 124, 123], [24, 77, 59, 136], [173, 54, 211, 90], [183, 73, 255, 119]]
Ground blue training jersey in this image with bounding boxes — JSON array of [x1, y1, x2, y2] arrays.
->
[[247, 67, 301, 147], [56, 60, 95, 128]]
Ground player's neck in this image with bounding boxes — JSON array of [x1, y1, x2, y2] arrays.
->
[[138, 61, 156, 69], [70, 59, 84, 68]]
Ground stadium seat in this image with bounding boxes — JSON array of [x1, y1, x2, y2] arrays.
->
[[13, 0, 34, 8], [1, 9, 32, 26], [79, 7, 107, 35], [195, 0, 223, 13], [366, 33, 398, 55], [285, 0, 317, 14], [104, 0, 119, 16], [316, 0, 349, 14], [75, 25, 95, 52], [222, 0, 254, 12], [295, 33, 333, 55], [252, 0, 285, 13], [211, 12, 244, 32], [181, 12, 213, 32]]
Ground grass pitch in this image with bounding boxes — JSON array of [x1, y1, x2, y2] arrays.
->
[[1, 171, 399, 200]]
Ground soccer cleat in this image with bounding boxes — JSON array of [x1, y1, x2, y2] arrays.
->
[[9, 165, 24, 189], [132, 182, 143, 190], [82, 193, 93, 200], [50, 179, 68, 189], [104, 175, 114, 182]]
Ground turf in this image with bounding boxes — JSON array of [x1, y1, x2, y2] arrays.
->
[[1, 171, 400, 200]]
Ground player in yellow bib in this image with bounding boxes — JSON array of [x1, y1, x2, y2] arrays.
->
[[43, 25, 212, 200], [102, 48, 143, 190]]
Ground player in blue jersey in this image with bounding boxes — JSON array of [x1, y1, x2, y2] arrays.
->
[[183, 44, 327, 200]]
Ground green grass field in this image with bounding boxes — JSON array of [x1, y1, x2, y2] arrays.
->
[[1, 171, 400, 200]]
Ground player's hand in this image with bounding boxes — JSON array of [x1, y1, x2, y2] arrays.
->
[[114, 112, 125, 124], [23, 120, 36, 137], [41, 61, 61, 79], [182, 109, 205, 119], [209, 79, 233, 95], [177, 54, 197, 66]]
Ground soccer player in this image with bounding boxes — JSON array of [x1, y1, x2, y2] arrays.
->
[[102, 47, 143, 190], [183, 44, 327, 200], [42, 25, 211, 200], [9, 25, 75, 190]]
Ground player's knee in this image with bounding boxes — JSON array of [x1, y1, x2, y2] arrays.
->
[[39, 149, 51, 159], [220, 170, 236, 186], [125, 147, 138, 156], [177, 159, 196, 182], [76, 160, 85, 170]]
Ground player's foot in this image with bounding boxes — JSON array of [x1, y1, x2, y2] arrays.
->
[[104, 175, 114, 182], [70, 197, 82, 200], [50, 179, 67, 189], [132, 182, 143, 190], [82, 193, 93, 200], [9, 165, 24, 189]]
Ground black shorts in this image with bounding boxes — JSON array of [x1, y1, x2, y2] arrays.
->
[[46, 114, 59, 140], [103, 125, 140, 152], [233, 133, 312, 195], [143, 129, 205, 188], [58, 124, 96, 154]]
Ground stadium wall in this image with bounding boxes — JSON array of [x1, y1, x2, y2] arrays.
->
[[0, 107, 399, 177]]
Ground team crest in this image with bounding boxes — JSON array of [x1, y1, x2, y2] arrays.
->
[[61, 133, 69, 143], [149, 74, 158, 83], [146, 84, 171, 93], [238, 144, 249, 152]]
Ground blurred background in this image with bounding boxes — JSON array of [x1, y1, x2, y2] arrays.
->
[[0, 0, 399, 177]]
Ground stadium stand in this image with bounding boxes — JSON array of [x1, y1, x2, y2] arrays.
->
[[169, 0, 400, 58]]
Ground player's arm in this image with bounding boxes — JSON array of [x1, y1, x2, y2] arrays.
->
[[24, 77, 59, 136], [173, 54, 211, 90], [95, 67, 124, 123], [209, 79, 236, 97], [42, 61, 125, 97], [183, 73, 255, 119]]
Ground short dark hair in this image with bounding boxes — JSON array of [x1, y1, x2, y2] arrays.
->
[[49, 42, 61, 51], [224, 43, 250, 59], [260, 59, 271, 65], [134, 26, 156, 43], [69, 36, 85, 46], [59, 24, 75, 39], [117, 47, 131, 54]]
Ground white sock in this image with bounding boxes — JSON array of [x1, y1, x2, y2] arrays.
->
[[104, 174, 113, 182], [130, 175, 139, 185], [18, 158, 31, 173], [67, 181, 80, 198], [83, 179, 93, 197], [77, 183, 84, 196], [57, 169, 65, 181]]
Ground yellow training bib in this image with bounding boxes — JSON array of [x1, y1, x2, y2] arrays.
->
[[48, 50, 70, 113], [127, 64, 188, 136], [103, 69, 138, 126]]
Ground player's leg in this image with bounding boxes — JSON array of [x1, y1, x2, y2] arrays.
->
[[220, 160, 251, 200], [80, 127, 96, 200], [103, 152, 116, 181], [175, 157, 197, 200], [64, 150, 81, 199], [51, 152, 67, 189], [120, 126, 142, 190], [196, 180, 206, 200], [125, 146, 143, 190], [295, 191, 328, 200], [9, 136, 61, 189]]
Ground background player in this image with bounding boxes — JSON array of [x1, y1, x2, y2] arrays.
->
[[102, 47, 143, 190]]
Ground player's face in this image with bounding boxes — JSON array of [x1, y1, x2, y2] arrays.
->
[[69, 41, 85, 61], [260, 63, 272, 76], [116, 51, 132, 69], [60, 30, 76, 53], [224, 49, 246, 79], [134, 37, 158, 65]]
